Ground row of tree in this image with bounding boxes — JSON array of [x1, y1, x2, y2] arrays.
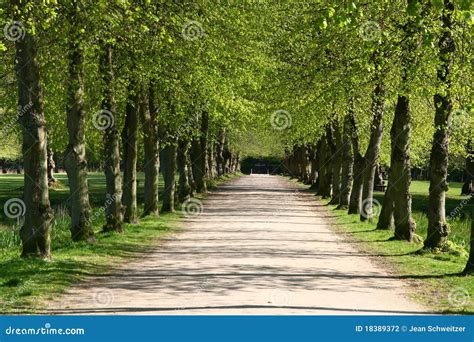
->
[[2, 0, 254, 258], [1, 1, 472, 264], [279, 1, 472, 272]]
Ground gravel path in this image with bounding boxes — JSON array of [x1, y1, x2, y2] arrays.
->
[[49, 175, 428, 315]]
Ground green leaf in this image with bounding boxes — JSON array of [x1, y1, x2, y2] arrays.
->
[[432, 0, 444, 10], [407, 0, 419, 16]]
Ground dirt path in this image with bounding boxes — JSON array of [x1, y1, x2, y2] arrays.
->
[[49, 175, 428, 315]]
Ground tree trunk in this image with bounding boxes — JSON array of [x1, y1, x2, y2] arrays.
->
[[223, 142, 231, 174], [425, 0, 455, 249], [308, 144, 318, 189], [374, 164, 384, 190], [234, 152, 240, 172], [64, 1, 94, 241], [461, 139, 473, 195], [190, 111, 208, 193], [207, 141, 216, 179], [337, 115, 354, 209], [294, 146, 303, 180], [14, 2, 53, 258], [376, 179, 394, 230], [360, 81, 385, 222], [47, 146, 56, 184], [100, 44, 123, 233], [310, 141, 321, 191], [186, 152, 196, 196], [348, 112, 364, 215], [190, 138, 205, 192], [317, 136, 332, 198], [286, 149, 296, 177], [463, 215, 474, 274], [140, 85, 160, 217], [390, 95, 416, 241], [327, 124, 342, 205], [303, 146, 311, 183], [121, 82, 139, 224], [177, 139, 191, 202], [216, 129, 225, 176], [200, 111, 209, 183], [161, 144, 177, 212]]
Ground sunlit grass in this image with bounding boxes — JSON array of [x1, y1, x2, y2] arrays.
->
[[0, 172, 238, 313], [307, 180, 473, 314]]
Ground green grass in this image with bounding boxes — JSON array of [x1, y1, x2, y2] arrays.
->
[[1, 174, 469, 313], [300, 180, 473, 314], [0, 172, 150, 224], [0, 213, 179, 313], [0, 172, 240, 313]]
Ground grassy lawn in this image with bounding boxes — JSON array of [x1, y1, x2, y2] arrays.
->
[[310, 180, 473, 314], [0, 172, 238, 313]]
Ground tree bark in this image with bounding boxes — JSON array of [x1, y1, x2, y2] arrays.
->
[[200, 111, 209, 182], [190, 111, 208, 193], [317, 136, 332, 198], [223, 142, 232, 174], [140, 85, 160, 217], [47, 146, 56, 184], [13, 2, 53, 258], [463, 213, 474, 274], [216, 129, 226, 176], [310, 141, 321, 191], [374, 164, 384, 190], [294, 146, 304, 180], [207, 140, 216, 179], [308, 143, 319, 189], [121, 82, 139, 224], [303, 146, 311, 183], [64, 0, 94, 241], [461, 139, 473, 195], [161, 143, 177, 212], [287, 148, 296, 177], [348, 112, 364, 214], [337, 115, 354, 209], [177, 139, 191, 202], [186, 151, 196, 196], [360, 81, 385, 222], [425, 0, 455, 248], [327, 124, 342, 205], [390, 95, 416, 241], [235, 155, 239, 172], [376, 178, 394, 230], [190, 138, 205, 192], [100, 44, 123, 233]]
